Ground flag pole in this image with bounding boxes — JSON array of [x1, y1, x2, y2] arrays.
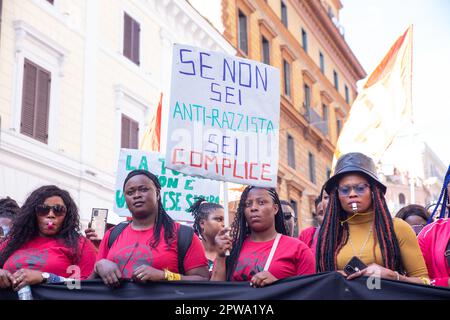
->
[[222, 181, 230, 256], [408, 25, 415, 204]]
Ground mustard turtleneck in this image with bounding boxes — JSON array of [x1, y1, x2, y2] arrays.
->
[[336, 211, 429, 278]]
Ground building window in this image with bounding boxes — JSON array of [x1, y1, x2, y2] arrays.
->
[[46, 0, 54, 4], [326, 167, 331, 179], [333, 70, 339, 91], [319, 51, 325, 73], [123, 13, 140, 65], [322, 104, 328, 134], [336, 118, 342, 135], [281, 1, 288, 27], [287, 134, 295, 168], [399, 193, 406, 205], [238, 10, 248, 55], [345, 85, 350, 104], [20, 59, 51, 144], [308, 152, 316, 184], [261, 36, 270, 65], [283, 59, 291, 97], [121, 114, 139, 149], [304, 84, 311, 116], [301, 28, 308, 53], [290, 199, 298, 218]]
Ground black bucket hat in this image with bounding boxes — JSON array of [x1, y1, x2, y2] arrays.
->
[[325, 152, 387, 194]]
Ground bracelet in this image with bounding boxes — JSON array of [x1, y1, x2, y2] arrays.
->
[[164, 269, 181, 281], [419, 276, 431, 285], [394, 271, 400, 281]]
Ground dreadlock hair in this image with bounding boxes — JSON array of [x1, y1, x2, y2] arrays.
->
[[225, 186, 287, 281], [316, 176, 405, 274], [0, 197, 20, 220], [123, 169, 175, 248], [428, 165, 450, 222], [0, 186, 82, 267], [187, 197, 223, 239]]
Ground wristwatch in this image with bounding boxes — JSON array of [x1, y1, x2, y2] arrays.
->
[[41, 272, 50, 283]]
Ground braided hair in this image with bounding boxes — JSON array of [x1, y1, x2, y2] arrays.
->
[[316, 177, 405, 274], [0, 186, 83, 266], [187, 197, 223, 238], [225, 186, 287, 280], [428, 165, 450, 222], [123, 169, 175, 248]]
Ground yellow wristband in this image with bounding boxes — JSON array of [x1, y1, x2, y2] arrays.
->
[[419, 277, 431, 285], [164, 269, 181, 281]]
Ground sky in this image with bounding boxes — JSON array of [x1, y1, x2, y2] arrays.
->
[[339, 0, 450, 166]]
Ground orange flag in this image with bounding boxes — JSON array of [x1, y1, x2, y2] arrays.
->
[[332, 25, 413, 170], [140, 93, 163, 152]]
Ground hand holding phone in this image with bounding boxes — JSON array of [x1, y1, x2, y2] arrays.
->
[[90, 208, 108, 240], [344, 256, 367, 276]]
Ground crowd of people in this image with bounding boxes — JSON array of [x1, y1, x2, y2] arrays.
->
[[0, 152, 448, 296]]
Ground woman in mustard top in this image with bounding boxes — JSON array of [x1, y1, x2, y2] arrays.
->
[[316, 152, 429, 284]]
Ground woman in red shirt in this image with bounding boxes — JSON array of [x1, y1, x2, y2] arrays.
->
[[0, 185, 97, 291], [94, 170, 209, 286], [212, 186, 315, 287], [418, 166, 450, 287]]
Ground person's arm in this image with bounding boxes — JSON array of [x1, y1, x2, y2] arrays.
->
[[210, 228, 232, 281], [76, 238, 98, 280], [394, 218, 430, 284]]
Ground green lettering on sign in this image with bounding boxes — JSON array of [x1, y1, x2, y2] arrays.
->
[[126, 155, 136, 171]]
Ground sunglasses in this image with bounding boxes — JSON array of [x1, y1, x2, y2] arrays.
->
[[283, 212, 297, 222], [35, 204, 67, 217], [338, 183, 370, 197]]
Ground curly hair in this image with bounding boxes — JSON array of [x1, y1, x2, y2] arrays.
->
[[123, 169, 176, 248], [187, 197, 223, 238], [0, 185, 83, 267], [225, 186, 287, 280]]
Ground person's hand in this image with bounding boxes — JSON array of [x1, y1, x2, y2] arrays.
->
[[250, 271, 278, 288], [95, 259, 122, 287], [346, 263, 398, 281], [12, 269, 44, 291], [85, 223, 101, 248], [132, 265, 165, 283], [215, 227, 232, 257], [0, 269, 15, 289]]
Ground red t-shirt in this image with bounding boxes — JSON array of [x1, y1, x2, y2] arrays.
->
[[1, 236, 97, 279], [418, 218, 450, 287], [96, 223, 208, 279], [298, 226, 317, 248], [231, 235, 315, 281]]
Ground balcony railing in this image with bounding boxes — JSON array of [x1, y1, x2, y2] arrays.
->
[[303, 104, 328, 136]]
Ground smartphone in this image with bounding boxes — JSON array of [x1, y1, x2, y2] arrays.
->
[[90, 208, 108, 240], [344, 256, 368, 276]]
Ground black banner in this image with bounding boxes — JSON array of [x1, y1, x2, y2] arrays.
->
[[1, 272, 449, 300]]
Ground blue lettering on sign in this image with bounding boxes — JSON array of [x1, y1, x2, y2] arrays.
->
[[179, 49, 195, 76], [200, 52, 214, 80]]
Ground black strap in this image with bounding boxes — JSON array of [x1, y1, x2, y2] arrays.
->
[[107, 220, 194, 275], [445, 238, 450, 267], [177, 224, 194, 275], [108, 221, 131, 249]]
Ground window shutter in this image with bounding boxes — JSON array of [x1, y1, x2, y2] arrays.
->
[[34, 68, 51, 143], [132, 20, 140, 65], [123, 13, 132, 60], [130, 119, 139, 149], [21, 60, 37, 137], [121, 115, 130, 148]]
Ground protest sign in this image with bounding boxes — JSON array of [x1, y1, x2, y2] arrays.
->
[[165, 44, 280, 187], [114, 149, 220, 222]]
